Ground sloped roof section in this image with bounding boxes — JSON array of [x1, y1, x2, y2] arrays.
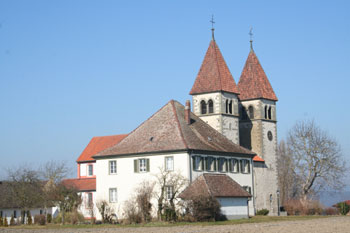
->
[[77, 134, 128, 162], [95, 100, 255, 157], [253, 155, 265, 162], [62, 178, 96, 192], [190, 40, 239, 95], [179, 174, 251, 199], [238, 50, 278, 101]]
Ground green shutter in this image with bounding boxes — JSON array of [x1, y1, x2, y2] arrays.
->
[[146, 159, 150, 172], [134, 159, 138, 173]]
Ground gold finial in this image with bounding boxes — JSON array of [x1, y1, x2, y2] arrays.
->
[[249, 27, 253, 50], [210, 15, 215, 40]]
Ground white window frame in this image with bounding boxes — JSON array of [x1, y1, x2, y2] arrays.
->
[[109, 188, 117, 203], [87, 192, 93, 208], [139, 159, 147, 172], [88, 164, 93, 176], [109, 160, 117, 174], [166, 186, 174, 200], [165, 156, 174, 171]]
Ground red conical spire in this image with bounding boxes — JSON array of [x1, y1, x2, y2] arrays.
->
[[190, 40, 239, 95], [238, 50, 278, 101]]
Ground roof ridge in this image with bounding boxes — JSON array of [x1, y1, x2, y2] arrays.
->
[[171, 100, 188, 149], [212, 41, 222, 90]]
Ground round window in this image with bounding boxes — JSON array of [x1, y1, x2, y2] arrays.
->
[[267, 131, 273, 141]]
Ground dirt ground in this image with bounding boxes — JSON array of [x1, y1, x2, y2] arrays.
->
[[0, 216, 349, 233]]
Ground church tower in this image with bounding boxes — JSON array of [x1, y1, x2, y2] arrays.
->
[[190, 35, 240, 144], [237, 42, 279, 215]]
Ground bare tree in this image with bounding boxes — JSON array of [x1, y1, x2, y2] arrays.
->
[[154, 167, 188, 221], [39, 161, 70, 185], [286, 119, 346, 200], [277, 140, 300, 204], [135, 181, 155, 222], [96, 200, 115, 223]]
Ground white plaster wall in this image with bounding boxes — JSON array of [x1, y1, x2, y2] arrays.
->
[[95, 152, 190, 220], [80, 163, 95, 177], [190, 154, 254, 215], [217, 197, 248, 218], [79, 191, 98, 219]]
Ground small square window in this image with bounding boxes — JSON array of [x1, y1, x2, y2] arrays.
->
[[165, 157, 174, 171], [109, 188, 117, 203], [139, 159, 147, 172], [88, 164, 93, 176], [109, 160, 117, 174]]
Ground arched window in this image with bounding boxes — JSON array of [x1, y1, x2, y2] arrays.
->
[[268, 106, 272, 120], [248, 106, 254, 119], [229, 100, 233, 114], [200, 100, 207, 114], [208, 99, 214, 113], [264, 106, 268, 119], [225, 99, 228, 113], [242, 107, 248, 120]]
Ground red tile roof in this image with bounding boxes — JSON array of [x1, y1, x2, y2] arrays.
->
[[179, 174, 251, 199], [238, 50, 278, 101], [62, 178, 96, 192], [190, 40, 239, 95], [95, 100, 255, 157], [77, 134, 128, 162], [253, 155, 265, 162]]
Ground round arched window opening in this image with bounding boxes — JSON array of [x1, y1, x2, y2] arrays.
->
[[267, 131, 273, 141]]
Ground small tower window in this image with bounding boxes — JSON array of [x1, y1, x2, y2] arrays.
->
[[208, 99, 214, 113], [200, 100, 207, 115], [268, 106, 272, 120], [225, 99, 228, 113], [248, 106, 254, 119], [264, 106, 268, 119], [229, 100, 233, 114]]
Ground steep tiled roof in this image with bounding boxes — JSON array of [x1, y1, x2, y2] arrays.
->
[[179, 174, 251, 199], [95, 100, 255, 157], [77, 134, 128, 162], [62, 178, 96, 192], [253, 155, 265, 162], [190, 40, 239, 95], [238, 50, 278, 101]]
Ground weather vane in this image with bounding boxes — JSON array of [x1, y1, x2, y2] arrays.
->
[[210, 15, 215, 40], [249, 27, 253, 50]]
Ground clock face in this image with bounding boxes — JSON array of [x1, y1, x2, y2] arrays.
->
[[267, 131, 273, 141]]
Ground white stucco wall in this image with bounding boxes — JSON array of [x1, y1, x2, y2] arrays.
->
[[78, 191, 98, 219], [217, 197, 249, 219], [80, 163, 95, 177], [95, 152, 190, 220]]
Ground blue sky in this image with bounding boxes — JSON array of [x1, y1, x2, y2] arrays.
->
[[0, 0, 349, 194]]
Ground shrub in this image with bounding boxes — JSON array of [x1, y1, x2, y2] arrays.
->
[[46, 213, 52, 223], [325, 207, 339, 215], [337, 202, 350, 215], [4, 216, 8, 227], [10, 215, 15, 226], [27, 211, 32, 225], [256, 209, 269, 216], [284, 199, 323, 216], [53, 211, 85, 225], [96, 200, 117, 224], [184, 195, 222, 222], [122, 199, 142, 224], [34, 214, 46, 225]]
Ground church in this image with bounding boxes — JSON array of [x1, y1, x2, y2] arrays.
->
[[63, 28, 279, 220]]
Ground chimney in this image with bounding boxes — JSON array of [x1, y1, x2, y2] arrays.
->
[[185, 100, 191, 125]]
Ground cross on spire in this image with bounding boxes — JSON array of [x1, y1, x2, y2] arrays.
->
[[210, 15, 215, 40], [249, 27, 253, 50]]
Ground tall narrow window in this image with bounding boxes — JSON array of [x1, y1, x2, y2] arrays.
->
[[87, 193, 93, 208], [192, 156, 203, 171], [208, 99, 214, 113], [225, 99, 229, 113], [230, 159, 239, 173], [109, 160, 117, 174], [109, 188, 117, 203], [229, 100, 233, 114], [265, 106, 268, 119], [14, 210, 16, 218], [240, 159, 250, 174], [165, 156, 174, 171], [139, 159, 147, 172], [88, 164, 93, 176], [268, 106, 272, 120], [200, 100, 207, 114], [166, 186, 174, 200], [218, 158, 227, 172], [248, 106, 254, 119]]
